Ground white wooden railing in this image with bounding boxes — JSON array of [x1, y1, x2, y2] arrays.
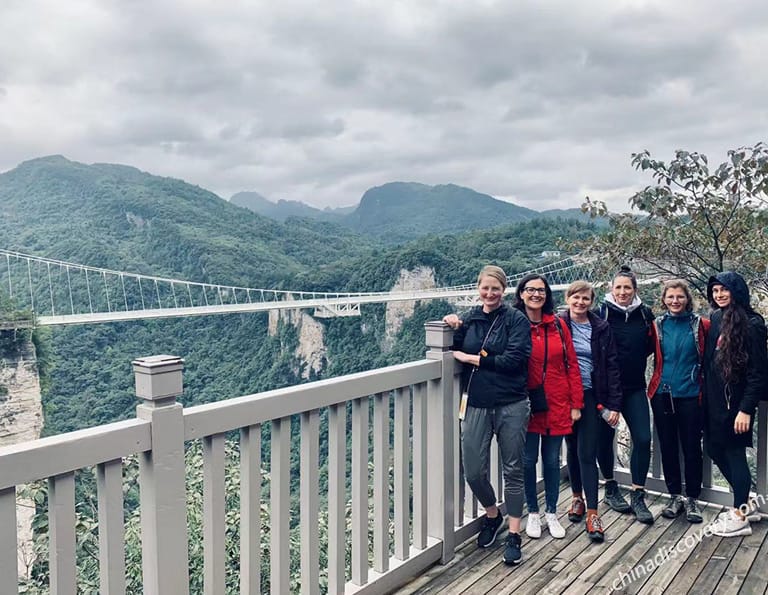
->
[[1, 322, 767, 595]]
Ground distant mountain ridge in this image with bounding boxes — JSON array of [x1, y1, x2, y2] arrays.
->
[[230, 191, 353, 222], [233, 181, 602, 243]]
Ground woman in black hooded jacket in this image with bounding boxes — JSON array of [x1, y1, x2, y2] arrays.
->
[[704, 271, 768, 538]]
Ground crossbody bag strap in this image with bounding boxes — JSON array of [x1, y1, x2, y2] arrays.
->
[[466, 313, 501, 392]]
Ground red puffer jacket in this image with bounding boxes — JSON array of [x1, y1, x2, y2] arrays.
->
[[527, 313, 584, 436]]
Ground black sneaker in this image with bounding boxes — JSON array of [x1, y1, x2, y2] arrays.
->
[[630, 489, 654, 524], [604, 480, 632, 513], [477, 512, 504, 548], [685, 497, 703, 524], [662, 495, 685, 519], [502, 532, 523, 565]]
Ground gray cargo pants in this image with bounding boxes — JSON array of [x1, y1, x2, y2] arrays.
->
[[461, 399, 529, 518]]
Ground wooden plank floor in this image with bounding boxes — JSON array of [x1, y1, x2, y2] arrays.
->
[[395, 483, 768, 595]]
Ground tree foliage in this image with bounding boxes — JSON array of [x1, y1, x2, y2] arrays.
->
[[581, 143, 768, 298]]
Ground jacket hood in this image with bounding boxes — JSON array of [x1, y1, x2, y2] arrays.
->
[[604, 292, 643, 313], [707, 271, 750, 309]]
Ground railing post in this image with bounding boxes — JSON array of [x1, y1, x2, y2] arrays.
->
[[424, 321, 455, 563], [133, 355, 189, 595]]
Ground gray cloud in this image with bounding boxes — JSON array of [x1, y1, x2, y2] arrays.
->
[[1, 0, 767, 211]]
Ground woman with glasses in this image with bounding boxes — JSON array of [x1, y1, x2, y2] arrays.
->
[[442, 265, 532, 565], [703, 272, 768, 537], [514, 274, 583, 540], [598, 265, 656, 524], [561, 280, 622, 543], [648, 279, 709, 524]]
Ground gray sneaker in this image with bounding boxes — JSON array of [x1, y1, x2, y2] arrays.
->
[[604, 480, 631, 513], [662, 495, 685, 519], [630, 489, 654, 524], [684, 497, 703, 524]]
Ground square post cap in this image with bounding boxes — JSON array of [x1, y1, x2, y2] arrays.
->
[[133, 355, 184, 400], [424, 321, 454, 350]]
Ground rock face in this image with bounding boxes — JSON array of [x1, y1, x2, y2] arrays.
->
[[268, 303, 327, 380], [383, 267, 436, 351], [0, 337, 43, 578]]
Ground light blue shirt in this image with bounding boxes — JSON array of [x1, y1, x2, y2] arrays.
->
[[570, 320, 593, 390]]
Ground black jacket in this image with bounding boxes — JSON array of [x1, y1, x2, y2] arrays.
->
[[702, 272, 768, 448], [452, 304, 531, 408], [599, 301, 655, 392], [560, 310, 623, 412]]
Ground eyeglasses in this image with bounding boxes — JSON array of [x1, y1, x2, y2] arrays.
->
[[523, 287, 547, 295]]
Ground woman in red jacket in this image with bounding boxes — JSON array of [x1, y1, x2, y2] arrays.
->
[[515, 274, 584, 539]]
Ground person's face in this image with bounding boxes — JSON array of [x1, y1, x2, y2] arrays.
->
[[711, 284, 732, 308], [663, 287, 688, 314], [567, 290, 593, 317], [612, 276, 636, 307], [478, 275, 504, 311], [522, 279, 547, 311]]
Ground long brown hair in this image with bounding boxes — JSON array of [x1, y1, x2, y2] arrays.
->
[[716, 305, 750, 384]]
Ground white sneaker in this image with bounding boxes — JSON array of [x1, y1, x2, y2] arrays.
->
[[711, 509, 752, 537], [526, 512, 542, 538], [545, 512, 566, 539]]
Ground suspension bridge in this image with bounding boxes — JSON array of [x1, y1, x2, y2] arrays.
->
[[0, 249, 602, 326]]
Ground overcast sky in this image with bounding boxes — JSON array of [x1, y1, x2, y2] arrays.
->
[[1, 0, 766, 212]]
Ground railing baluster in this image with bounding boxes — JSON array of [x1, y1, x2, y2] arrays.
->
[[0, 487, 18, 595], [271, 417, 291, 595], [203, 434, 226, 595], [412, 382, 427, 550], [327, 403, 347, 595], [757, 402, 768, 514], [453, 374, 463, 526], [49, 472, 76, 595], [300, 410, 320, 595], [240, 425, 261, 594], [373, 392, 389, 573], [351, 397, 369, 586], [393, 387, 410, 561], [97, 460, 125, 595]]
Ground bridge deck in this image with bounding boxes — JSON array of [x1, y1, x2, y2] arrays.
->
[[395, 484, 767, 595]]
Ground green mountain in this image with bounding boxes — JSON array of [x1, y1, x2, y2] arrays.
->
[[343, 182, 539, 243], [0, 156, 371, 287], [230, 191, 353, 222], [0, 155, 601, 437]]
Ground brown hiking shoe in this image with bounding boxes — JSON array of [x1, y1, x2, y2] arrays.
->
[[568, 496, 585, 522], [586, 512, 605, 543]]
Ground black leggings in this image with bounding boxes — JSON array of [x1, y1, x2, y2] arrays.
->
[[597, 388, 651, 486], [651, 395, 702, 498], [708, 444, 752, 508], [566, 389, 608, 509]]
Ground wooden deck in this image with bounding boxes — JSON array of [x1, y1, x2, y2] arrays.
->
[[395, 484, 768, 594]]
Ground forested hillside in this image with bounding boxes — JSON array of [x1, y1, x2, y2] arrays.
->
[[0, 156, 600, 437]]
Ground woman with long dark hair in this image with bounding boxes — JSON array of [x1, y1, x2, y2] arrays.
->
[[443, 265, 532, 564], [514, 274, 583, 540], [648, 279, 709, 523], [704, 272, 768, 537], [598, 265, 656, 524]]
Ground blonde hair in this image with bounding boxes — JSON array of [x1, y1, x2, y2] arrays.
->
[[477, 265, 508, 290], [660, 279, 695, 312], [565, 280, 595, 302]]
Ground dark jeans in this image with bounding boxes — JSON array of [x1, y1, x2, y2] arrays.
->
[[597, 388, 651, 486], [566, 389, 606, 509], [651, 394, 702, 498], [461, 400, 530, 517], [524, 432, 564, 513], [708, 444, 752, 508]]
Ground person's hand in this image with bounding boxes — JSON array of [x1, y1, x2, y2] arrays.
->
[[735, 412, 751, 434], [442, 314, 461, 329], [607, 411, 620, 427], [571, 408, 582, 422]]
